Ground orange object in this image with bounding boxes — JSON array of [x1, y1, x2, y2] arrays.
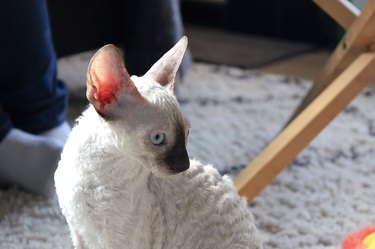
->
[[342, 226, 375, 249]]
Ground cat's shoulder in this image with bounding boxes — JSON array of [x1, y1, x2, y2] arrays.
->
[[174, 158, 236, 193], [183, 159, 223, 181]]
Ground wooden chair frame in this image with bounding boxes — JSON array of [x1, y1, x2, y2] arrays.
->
[[234, 0, 375, 201]]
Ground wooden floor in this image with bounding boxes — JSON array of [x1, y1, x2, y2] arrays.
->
[[258, 49, 330, 81], [186, 25, 316, 70], [186, 25, 331, 81]]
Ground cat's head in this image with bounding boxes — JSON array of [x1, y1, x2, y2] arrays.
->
[[86, 37, 190, 177]]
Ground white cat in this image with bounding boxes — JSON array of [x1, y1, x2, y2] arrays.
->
[[55, 37, 262, 249]]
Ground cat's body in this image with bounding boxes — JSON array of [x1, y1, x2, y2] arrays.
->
[[55, 37, 262, 249]]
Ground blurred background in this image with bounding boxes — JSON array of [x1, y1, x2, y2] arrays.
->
[[47, 0, 366, 81], [48, 0, 340, 53]]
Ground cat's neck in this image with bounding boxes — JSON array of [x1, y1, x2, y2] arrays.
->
[[71, 106, 151, 183], [66, 114, 155, 248]]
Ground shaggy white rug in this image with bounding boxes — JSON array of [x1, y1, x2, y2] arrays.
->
[[0, 52, 374, 249]]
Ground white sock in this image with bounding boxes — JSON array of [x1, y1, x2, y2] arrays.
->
[[0, 128, 63, 197], [40, 121, 71, 147]]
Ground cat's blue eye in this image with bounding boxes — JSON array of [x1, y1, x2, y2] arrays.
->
[[150, 132, 165, 145]]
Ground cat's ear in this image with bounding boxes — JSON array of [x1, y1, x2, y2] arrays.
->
[[145, 36, 188, 92], [86, 44, 143, 117]]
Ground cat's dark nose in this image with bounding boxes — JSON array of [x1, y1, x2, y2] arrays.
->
[[164, 142, 190, 173], [162, 124, 190, 173], [167, 148, 190, 173]]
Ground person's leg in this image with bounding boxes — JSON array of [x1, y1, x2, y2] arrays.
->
[[0, 105, 64, 197], [0, 111, 12, 143], [0, 0, 68, 135], [122, 0, 191, 77], [0, 128, 62, 197], [0, 0, 70, 196]]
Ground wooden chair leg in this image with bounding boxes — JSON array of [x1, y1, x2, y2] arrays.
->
[[313, 0, 359, 29], [234, 52, 375, 201], [290, 0, 375, 120]]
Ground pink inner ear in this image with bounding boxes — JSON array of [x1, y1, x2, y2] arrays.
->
[[89, 66, 123, 110], [157, 69, 173, 87], [146, 37, 188, 91], [87, 44, 144, 114], [97, 77, 121, 110]]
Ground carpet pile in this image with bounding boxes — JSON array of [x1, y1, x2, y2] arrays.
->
[[0, 53, 374, 249]]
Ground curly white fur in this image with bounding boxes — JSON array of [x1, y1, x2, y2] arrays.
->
[[55, 38, 262, 249]]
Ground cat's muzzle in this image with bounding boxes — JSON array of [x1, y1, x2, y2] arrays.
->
[[161, 143, 190, 175]]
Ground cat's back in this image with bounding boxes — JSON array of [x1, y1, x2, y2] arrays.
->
[[149, 159, 262, 249]]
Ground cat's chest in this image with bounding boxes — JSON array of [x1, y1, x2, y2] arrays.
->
[[68, 177, 157, 249], [148, 165, 221, 224]]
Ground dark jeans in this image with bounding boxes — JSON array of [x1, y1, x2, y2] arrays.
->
[[0, 0, 67, 141], [122, 0, 190, 77], [0, 0, 190, 143]]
